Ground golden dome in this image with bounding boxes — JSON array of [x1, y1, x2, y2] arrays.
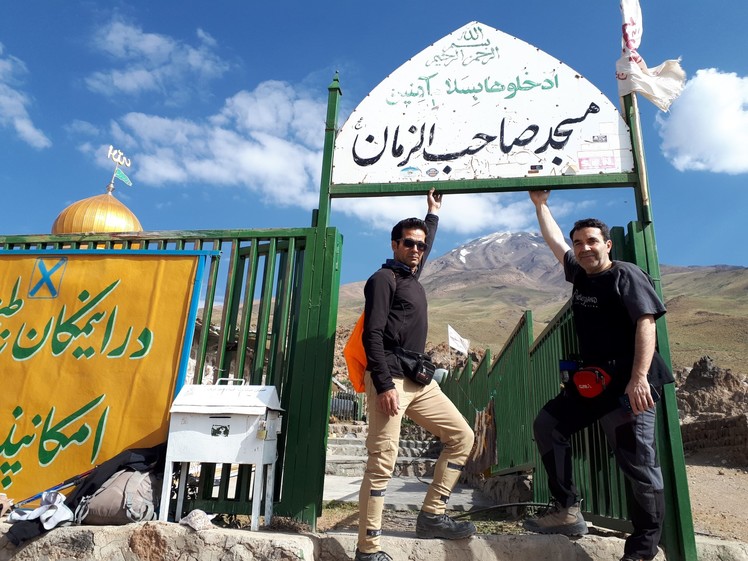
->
[[52, 184, 143, 234]]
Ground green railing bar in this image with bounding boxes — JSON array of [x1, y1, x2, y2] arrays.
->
[[328, 173, 639, 198], [251, 238, 278, 384], [216, 240, 242, 381], [0, 228, 315, 247], [268, 239, 297, 389], [234, 240, 260, 380], [315, 73, 342, 229], [195, 240, 222, 383]]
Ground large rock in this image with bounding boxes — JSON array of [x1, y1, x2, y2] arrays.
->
[[0, 521, 317, 561], [676, 356, 748, 422], [3, 521, 747, 561]]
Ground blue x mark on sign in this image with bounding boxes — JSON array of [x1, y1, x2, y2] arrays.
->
[[29, 257, 68, 298]]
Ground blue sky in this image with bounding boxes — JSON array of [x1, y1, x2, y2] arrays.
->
[[1, 1, 746, 284]]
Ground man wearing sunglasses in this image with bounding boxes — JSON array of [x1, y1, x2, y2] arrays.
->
[[354, 189, 476, 561]]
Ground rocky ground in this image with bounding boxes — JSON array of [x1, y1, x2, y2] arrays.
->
[[312, 456, 748, 545], [332, 336, 748, 545], [675, 357, 748, 543]]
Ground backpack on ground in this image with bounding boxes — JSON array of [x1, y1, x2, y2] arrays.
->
[[65, 443, 166, 525], [73, 468, 162, 525]]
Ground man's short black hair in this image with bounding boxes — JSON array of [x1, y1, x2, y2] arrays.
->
[[391, 217, 428, 241], [569, 218, 611, 242]]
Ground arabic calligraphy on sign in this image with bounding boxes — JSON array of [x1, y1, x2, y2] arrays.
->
[[386, 72, 559, 106], [424, 24, 500, 68], [1, 274, 154, 362], [0, 395, 109, 488], [350, 102, 601, 169], [332, 20, 635, 184], [0, 252, 202, 500]]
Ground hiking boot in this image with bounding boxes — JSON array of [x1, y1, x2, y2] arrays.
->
[[354, 549, 393, 561], [415, 511, 477, 539], [620, 555, 652, 561], [522, 501, 588, 536]]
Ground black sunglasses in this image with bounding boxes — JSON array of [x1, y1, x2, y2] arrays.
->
[[398, 238, 428, 252]]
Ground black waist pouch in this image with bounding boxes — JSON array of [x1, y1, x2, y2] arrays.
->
[[393, 347, 436, 385]]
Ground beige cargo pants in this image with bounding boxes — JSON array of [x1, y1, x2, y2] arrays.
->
[[357, 373, 474, 553]]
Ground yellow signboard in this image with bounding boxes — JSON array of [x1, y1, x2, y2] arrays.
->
[[0, 251, 207, 503]]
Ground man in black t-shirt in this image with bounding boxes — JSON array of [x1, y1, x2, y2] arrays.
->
[[524, 190, 674, 561]]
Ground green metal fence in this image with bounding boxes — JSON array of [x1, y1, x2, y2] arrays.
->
[[442, 312, 537, 475], [439, 220, 697, 561], [0, 226, 342, 528]]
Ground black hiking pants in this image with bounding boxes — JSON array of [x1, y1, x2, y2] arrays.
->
[[533, 392, 665, 560]]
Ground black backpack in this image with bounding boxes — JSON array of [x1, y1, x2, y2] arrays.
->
[[7, 443, 167, 545], [64, 443, 167, 515]]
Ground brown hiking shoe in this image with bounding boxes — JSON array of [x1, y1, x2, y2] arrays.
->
[[523, 501, 588, 536]]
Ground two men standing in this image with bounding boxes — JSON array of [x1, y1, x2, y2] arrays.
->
[[353, 188, 672, 561]]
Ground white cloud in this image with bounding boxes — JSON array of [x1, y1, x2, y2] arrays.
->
[[213, 82, 326, 149], [93, 80, 324, 209], [196, 29, 218, 48], [657, 68, 748, 174], [289, 98, 326, 148], [85, 19, 230, 101], [215, 82, 297, 137], [0, 43, 52, 149], [65, 119, 100, 137]]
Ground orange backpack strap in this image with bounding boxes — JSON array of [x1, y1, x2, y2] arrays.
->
[[343, 312, 367, 393]]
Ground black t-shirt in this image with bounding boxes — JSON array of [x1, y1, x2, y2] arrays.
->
[[363, 214, 438, 394], [564, 251, 674, 391]]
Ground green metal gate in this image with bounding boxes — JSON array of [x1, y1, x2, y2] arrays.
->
[[320, 69, 697, 560], [0, 225, 342, 528]]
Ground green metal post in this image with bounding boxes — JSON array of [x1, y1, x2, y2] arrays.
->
[[315, 73, 342, 229], [624, 93, 698, 561], [276, 227, 342, 528]]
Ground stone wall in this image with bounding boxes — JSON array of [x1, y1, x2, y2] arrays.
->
[[680, 414, 748, 464]]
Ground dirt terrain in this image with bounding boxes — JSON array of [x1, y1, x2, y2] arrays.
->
[[326, 348, 748, 545], [684, 450, 748, 543], [313, 455, 748, 544]]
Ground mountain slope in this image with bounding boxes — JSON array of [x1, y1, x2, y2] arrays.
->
[[337, 232, 748, 374]]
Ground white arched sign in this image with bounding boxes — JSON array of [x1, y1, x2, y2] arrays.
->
[[332, 21, 633, 185]]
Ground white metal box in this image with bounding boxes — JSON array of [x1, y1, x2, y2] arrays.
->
[[159, 383, 283, 529], [166, 384, 282, 464]]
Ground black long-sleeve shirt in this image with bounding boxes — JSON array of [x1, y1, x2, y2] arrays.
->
[[362, 214, 438, 394]]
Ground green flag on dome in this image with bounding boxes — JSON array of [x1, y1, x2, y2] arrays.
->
[[114, 167, 132, 186]]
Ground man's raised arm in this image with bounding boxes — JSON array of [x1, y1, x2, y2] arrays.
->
[[529, 190, 570, 264]]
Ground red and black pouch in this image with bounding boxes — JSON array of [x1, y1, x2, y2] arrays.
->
[[559, 360, 613, 398], [571, 365, 612, 398]]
